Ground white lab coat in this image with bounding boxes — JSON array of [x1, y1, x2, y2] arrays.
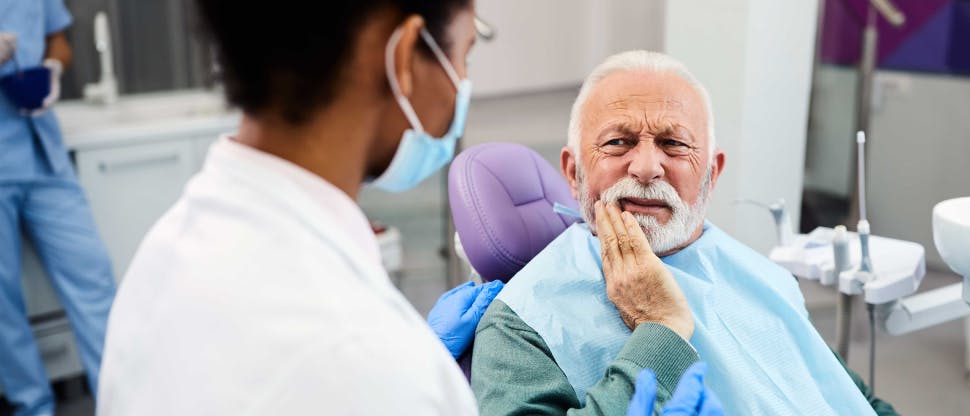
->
[[97, 137, 477, 415]]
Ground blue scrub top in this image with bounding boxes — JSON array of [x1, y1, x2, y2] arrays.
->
[[0, 0, 73, 180]]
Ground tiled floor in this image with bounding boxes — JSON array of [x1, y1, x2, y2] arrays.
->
[[13, 88, 968, 415]]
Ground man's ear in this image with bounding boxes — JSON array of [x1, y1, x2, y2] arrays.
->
[[561, 146, 580, 200], [390, 15, 425, 98], [708, 149, 726, 191]]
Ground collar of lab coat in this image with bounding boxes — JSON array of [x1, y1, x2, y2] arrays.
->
[[206, 136, 384, 272]]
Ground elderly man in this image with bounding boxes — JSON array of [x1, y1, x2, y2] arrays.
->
[[470, 51, 898, 415]]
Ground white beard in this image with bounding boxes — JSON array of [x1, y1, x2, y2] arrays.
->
[[578, 168, 712, 253]]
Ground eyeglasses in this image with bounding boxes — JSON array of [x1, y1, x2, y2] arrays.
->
[[474, 16, 495, 41]]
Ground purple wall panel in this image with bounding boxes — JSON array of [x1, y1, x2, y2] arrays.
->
[[820, 0, 864, 65], [820, 0, 953, 70], [882, 4, 953, 72]]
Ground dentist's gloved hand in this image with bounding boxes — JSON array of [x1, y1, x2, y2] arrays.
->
[[427, 280, 504, 358], [627, 362, 724, 416], [0, 33, 15, 66]]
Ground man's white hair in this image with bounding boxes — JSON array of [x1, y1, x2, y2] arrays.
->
[[567, 50, 716, 159]]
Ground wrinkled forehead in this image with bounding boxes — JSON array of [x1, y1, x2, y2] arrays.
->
[[581, 71, 710, 145]]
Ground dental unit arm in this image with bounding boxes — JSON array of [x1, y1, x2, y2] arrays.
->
[[764, 134, 970, 340], [765, 132, 926, 305]]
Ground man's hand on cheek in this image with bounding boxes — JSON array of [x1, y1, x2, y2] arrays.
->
[[594, 200, 694, 341]]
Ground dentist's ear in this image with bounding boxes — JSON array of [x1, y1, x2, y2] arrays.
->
[[561, 146, 579, 200], [390, 16, 425, 98]]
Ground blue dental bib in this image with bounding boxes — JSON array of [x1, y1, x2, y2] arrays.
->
[[497, 222, 875, 415]]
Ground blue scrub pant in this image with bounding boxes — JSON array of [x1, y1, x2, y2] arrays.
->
[[0, 150, 116, 415]]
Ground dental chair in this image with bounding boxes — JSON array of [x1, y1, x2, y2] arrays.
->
[[447, 142, 581, 379]]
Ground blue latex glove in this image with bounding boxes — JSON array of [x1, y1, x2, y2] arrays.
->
[[627, 362, 724, 416], [427, 280, 504, 358]]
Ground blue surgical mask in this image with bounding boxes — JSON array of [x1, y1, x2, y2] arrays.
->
[[369, 27, 472, 193]]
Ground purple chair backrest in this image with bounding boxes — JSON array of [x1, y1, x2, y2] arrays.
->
[[448, 142, 580, 380], [448, 142, 580, 282]]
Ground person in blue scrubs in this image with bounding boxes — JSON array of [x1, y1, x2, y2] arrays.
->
[[0, 1, 117, 415]]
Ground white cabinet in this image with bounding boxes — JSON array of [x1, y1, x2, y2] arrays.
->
[[74, 139, 198, 280], [14, 137, 203, 387], [20, 243, 62, 317], [33, 318, 84, 381], [16, 136, 218, 388], [3, 92, 237, 391]]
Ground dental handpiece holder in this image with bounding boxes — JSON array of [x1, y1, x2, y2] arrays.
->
[[769, 225, 925, 303], [770, 130, 926, 304], [835, 230, 925, 305]]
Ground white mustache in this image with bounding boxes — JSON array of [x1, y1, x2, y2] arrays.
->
[[598, 177, 685, 214], [578, 166, 712, 253]]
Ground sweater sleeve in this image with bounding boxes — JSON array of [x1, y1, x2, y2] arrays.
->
[[831, 350, 900, 416], [471, 300, 698, 416]]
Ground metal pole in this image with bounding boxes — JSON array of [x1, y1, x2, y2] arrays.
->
[[848, 4, 878, 226], [833, 226, 853, 360], [868, 302, 877, 392], [443, 138, 464, 289], [857, 5, 878, 136], [836, 293, 853, 359], [442, 19, 494, 289]]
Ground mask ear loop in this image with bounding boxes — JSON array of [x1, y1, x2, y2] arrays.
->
[[419, 28, 462, 88], [385, 27, 426, 134]]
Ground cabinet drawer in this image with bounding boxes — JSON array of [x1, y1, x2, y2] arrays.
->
[[75, 139, 197, 280], [21, 241, 63, 317], [34, 318, 83, 382]]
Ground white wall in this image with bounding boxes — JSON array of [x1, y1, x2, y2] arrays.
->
[[469, 0, 666, 97], [665, 0, 819, 254], [867, 70, 970, 269]]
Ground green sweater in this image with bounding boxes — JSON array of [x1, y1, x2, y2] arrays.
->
[[471, 300, 899, 416]]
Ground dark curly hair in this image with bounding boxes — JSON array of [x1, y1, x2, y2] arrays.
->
[[194, 0, 471, 124]]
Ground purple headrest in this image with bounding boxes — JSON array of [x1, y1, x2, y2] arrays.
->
[[448, 142, 580, 283]]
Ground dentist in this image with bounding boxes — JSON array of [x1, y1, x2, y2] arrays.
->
[[98, 1, 496, 414]]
